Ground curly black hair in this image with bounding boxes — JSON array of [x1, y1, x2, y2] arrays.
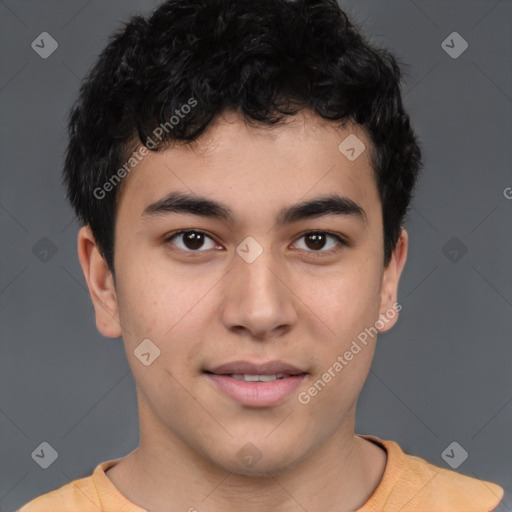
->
[[63, 0, 423, 273]]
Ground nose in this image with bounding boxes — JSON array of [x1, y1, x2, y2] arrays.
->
[[220, 243, 298, 341]]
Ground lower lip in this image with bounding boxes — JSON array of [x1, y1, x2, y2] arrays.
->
[[205, 373, 307, 407]]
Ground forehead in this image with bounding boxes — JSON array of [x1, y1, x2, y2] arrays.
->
[[116, 110, 378, 224]]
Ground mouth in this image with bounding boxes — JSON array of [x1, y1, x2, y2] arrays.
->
[[203, 361, 308, 407], [214, 373, 298, 382]]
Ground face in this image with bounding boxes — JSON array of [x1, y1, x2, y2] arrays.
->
[[78, 109, 407, 476]]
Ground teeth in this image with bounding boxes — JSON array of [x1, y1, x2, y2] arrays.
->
[[231, 373, 287, 382]]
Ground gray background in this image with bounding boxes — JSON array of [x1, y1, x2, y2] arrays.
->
[[1, 0, 511, 511]]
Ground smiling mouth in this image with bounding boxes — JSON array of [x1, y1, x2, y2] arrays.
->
[[204, 371, 306, 382], [203, 370, 308, 407]]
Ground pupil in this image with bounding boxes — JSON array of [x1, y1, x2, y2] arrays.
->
[[181, 232, 327, 251], [184, 231, 204, 250], [306, 232, 326, 250]]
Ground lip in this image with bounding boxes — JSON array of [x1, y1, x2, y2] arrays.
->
[[207, 360, 306, 376], [204, 360, 308, 408]]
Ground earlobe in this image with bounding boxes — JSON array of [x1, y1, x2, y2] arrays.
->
[[77, 226, 122, 338], [377, 227, 408, 333]]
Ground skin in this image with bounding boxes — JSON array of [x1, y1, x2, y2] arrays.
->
[[77, 109, 408, 512]]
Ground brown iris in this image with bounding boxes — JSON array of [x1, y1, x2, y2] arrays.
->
[[182, 231, 205, 250], [303, 232, 328, 251]]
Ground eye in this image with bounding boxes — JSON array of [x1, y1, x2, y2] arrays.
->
[[165, 230, 220, 252], [164, 229, 346, 255], [292, 231, 346, 253]]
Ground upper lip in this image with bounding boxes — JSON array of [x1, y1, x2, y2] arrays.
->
[[206, 360, 307, 376]]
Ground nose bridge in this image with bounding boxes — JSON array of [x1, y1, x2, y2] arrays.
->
[[221, 235, 297, 338]]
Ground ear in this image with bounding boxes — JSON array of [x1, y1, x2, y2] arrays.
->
[[377, 227, 408, 333], [77, 226, 122, 338]]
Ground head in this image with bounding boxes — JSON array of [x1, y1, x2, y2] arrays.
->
[[68, 0, 422, 476]]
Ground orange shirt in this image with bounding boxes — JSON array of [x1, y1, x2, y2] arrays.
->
[[17, 434, 504, 512]]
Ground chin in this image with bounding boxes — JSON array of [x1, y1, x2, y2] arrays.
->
[[207, 442, 309, 478]]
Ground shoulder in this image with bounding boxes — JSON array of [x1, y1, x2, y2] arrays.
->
[[16, 471, 101, 512], [404, 451, 504, 510], [361, 435, 504, 512]]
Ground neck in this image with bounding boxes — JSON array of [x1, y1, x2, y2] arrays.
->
[[106, 400, 387, 512]]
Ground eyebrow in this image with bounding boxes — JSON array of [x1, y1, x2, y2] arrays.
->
[[142, 191, 367, 226]]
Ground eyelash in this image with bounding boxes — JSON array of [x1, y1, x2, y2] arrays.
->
[[163, 229, 347, 256]]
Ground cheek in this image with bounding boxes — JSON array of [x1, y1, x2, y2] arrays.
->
[[115, 253, 172, 329], [305, 262, 382, 343], [114, 258, 213, 360], [115, 266, 162, 339]]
